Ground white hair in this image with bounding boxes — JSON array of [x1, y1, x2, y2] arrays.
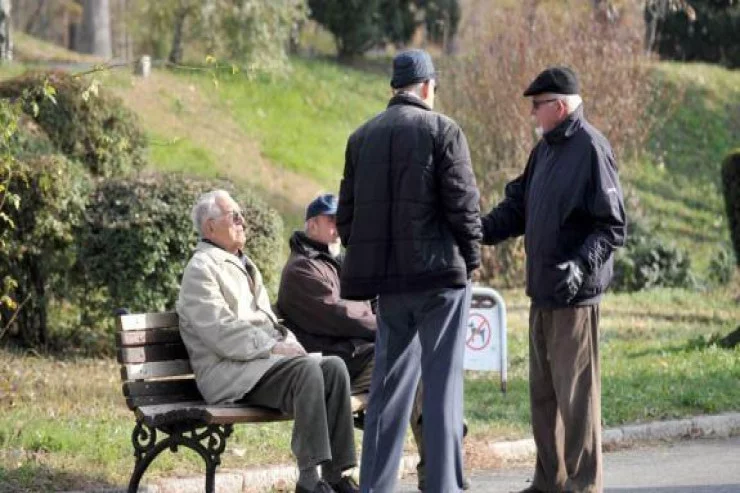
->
[[191, 189, 230, 237], [393, 81, 424, 97], [538, 93, 583, 114], [558, 94, 583, 113]]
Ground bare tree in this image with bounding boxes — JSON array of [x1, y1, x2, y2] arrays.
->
[[78, 0, 112, 58], [0, 0, 11, 61]]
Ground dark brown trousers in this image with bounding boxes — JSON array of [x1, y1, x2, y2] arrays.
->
[[529, 305, 602, 493]]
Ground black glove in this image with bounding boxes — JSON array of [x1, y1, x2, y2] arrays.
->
[[554, 259, 585, 304]]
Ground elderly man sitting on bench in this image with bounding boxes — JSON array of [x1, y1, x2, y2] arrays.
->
[[176, 190, 359, 493]]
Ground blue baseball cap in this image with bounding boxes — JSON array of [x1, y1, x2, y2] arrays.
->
[[305, 193, 338, 220]]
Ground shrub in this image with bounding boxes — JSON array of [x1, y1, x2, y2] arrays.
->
[[443, 2, 664, 286], [648, 0, 740, 69], [612, 219, 695, 292], [721, 149, 740, 265], [0, 71, 147, 177], [0, 153, 91, 346], [708, 246, 735, 286], [77, 174, 284, 328]]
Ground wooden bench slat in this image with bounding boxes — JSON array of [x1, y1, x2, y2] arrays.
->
[[121, 360, 192, 380], [133, 395, 369, 427], [123, 379, 200, 398], [117, 343, 190, 364], [117, 312, 179, 331], [205, 406, 291, 424], [126, 393, 205, 410], [116, 329, 182, 346]]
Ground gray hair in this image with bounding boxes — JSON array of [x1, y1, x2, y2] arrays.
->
[[191, 190, 230, 237], [393, 81, 424, 97]]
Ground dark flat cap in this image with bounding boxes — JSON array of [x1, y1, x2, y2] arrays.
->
[[523, 66, 579, 96], [391, 49, 436, 89]]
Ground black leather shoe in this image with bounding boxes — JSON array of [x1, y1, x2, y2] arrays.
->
[[330, 476, 359, 493], [295, 479, 336, 493]]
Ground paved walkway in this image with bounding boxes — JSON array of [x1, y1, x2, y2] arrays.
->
[[398, 436, 740, 492]]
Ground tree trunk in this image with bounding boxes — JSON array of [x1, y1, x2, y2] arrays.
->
[[78, 0, 113, 58], [168, 6, 190, 64], [0, 0, 12, 62]]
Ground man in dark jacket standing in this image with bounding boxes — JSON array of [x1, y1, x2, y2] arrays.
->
[[482, 67, 626, 493], [338, 49, 482, 493]]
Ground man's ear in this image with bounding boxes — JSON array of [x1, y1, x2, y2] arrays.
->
[[421, 80, 431, 99]]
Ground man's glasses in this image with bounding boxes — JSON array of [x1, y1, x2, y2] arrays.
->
[[532, 98, 558, 110], [219, 210, 244, 224]]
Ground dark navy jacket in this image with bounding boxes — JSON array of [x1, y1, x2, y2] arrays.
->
[[482, 105, 626, 308]]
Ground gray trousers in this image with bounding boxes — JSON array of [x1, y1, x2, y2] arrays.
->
[[530, 305, 602, 493], [352, 359, 425, 480], [239, 355, 357, 472], [359, 283, 471, 493]]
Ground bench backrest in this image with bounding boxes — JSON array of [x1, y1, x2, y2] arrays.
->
[[116, 311, 204, 410]]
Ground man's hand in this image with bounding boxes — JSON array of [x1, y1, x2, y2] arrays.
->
[[554, 259, 585, 304], [271, 341, 307, 357]]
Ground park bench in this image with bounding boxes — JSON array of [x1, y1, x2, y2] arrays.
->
[[115, 310, 368, 493]]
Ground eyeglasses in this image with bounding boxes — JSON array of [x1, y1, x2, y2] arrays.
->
[[218, 209, 244, 224], [532, 98, 559, 110]]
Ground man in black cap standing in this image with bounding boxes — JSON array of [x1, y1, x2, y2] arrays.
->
[[337, 49, 482, 493], [481, 67, 626, 493]]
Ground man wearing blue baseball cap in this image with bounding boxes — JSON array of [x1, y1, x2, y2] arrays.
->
[[338, 49, 482, 493]]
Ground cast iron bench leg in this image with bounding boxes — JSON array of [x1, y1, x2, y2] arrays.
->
[[128, 419, 234, 493]]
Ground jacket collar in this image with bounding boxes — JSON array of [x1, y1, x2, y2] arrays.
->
[[289, 231, 341, 269], [196, 240, 255, 276], [388, 92, 432, 112], [543, 104, 584, 146]]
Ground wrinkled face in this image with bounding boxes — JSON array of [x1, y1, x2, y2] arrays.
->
[[205, 195, 245, 254], [307, 214, 340, 253], [530, 95, 567, 135]]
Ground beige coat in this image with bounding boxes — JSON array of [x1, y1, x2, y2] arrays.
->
[[176, 241, 298, 404]]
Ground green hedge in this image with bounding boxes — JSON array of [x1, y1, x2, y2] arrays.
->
[[0, 71, 147, 177], [649, 0, 740, 69], [721, 149, 740, 265], [612, 219, 695, 292], [77, 174, 284, 323], [0, 153, 91, 346]]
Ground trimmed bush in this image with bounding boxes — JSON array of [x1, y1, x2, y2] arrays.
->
[[77, 174, 284, 325], [721, 149, 740, 265], [0, 153, 91, 346], [649, 0, 740, 69], [0, 71, 147, 177], [612, 219, 695, 292]]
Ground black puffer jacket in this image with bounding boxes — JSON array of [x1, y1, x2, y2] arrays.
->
[[482, 105, 626, 308], [337, 93, 482, 300]]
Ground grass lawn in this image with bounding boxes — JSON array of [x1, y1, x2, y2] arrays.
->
[[621, 62, 739, 274], [1, 286, 737, 491]]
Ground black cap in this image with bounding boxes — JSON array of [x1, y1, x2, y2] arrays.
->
[[390, 49, 436, 89], [523, 66, 579, 97]]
